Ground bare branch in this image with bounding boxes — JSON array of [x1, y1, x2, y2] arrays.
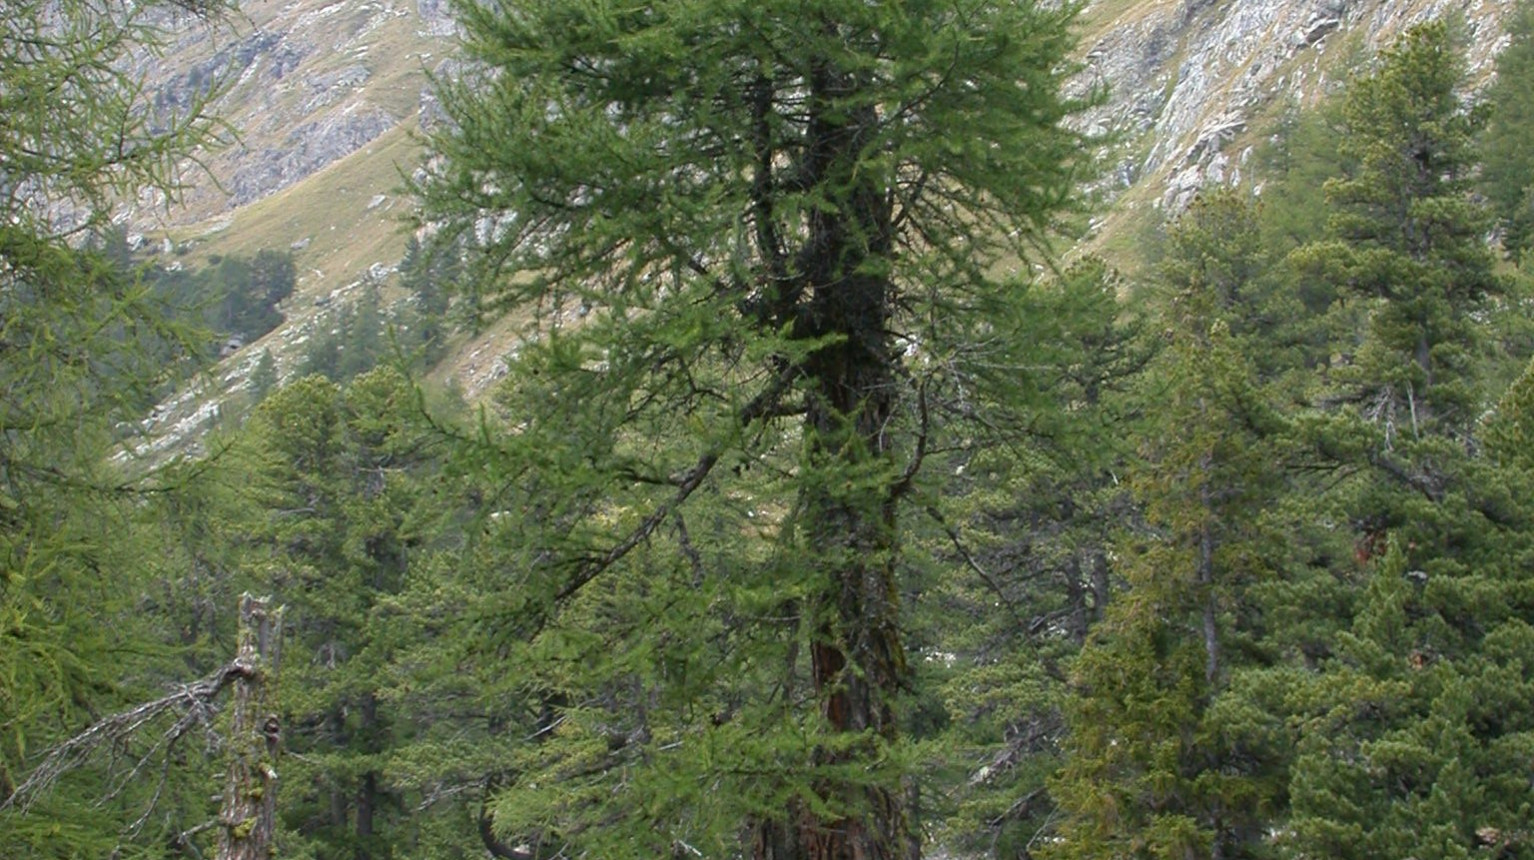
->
[[2, 661, 249, 814], [924, 505, 1025, 629]]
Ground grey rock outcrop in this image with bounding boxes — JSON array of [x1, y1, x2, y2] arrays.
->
[[1081, 0, 1517, 209], [226, 105, 397, 206], [417, 0, 457, 37], [132, 0, 437, 218]]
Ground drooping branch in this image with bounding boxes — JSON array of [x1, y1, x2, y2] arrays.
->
[[526, 364, 798, 635]]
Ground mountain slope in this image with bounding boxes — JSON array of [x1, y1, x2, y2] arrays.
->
[[127, 0, 1520, 444], [1079, 0, 1514, 217]]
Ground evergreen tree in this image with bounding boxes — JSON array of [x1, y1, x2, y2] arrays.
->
[[210, 249, 296, 340], [1257, 105, 1350, 256], [1296, 20, 1500, 429], [301, 287, 390, 384], [1483, 356, 1534, 470], [923, 257, 1151, 858], [251, 249, 299, 315], [249, 348, 279, 402], [415, 0, 1092, 856], [244, 369, 440, 860], [300, 311, 347, 382], [1254, 23, 1534, 860], [1049, 192, 1290, 860], [339, 283, 387, 381], [398, 234, 460, 368]]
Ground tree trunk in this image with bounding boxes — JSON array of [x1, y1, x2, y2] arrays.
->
[[1091, 551, 1111, 626], [218, 594, 283, 860], [355, 691, 380, 860], [1067, 555, 1089, 645], [751, 41, 916, 860], [1198, 437, 1220, 686], [355, 772, 377, 860]]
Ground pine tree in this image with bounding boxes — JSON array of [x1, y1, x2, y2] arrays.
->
[[415, 0, 1091, 856], [1257, 23, 1534, 860], [243, 368, 441, 860], [398, 234, 460, 367], [1297, 20, 1500, 429], [1479, 0, 1534, 260], [1049, 192, 1290, 860], [338, 283, 386, 381], [248, 348, 279, 402]]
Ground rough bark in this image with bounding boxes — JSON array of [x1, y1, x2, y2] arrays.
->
[[1067, 556, 1089, 645], [217, 594, 283, 860], [750, 41, 916, 860], [1091, 552, 1111, 626], [1198, 462, 1219, 687]]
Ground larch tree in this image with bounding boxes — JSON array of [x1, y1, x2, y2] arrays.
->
[[923, 256, 1151, 858], [414, 0, 1092, 857], [0, 0, 233, 854]]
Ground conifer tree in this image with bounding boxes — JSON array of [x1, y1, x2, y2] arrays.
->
[[1297, 20, 1499, 429], [1261, 23, 1534, 859], [397, 234, 460, 367], [415, 0, 1091, 856], [248, 348, 279, 402], [0, 0, 232, 853], [923, 257, 1151, 858], [339, 283, 387, 380], [1480, 0, 1534, 260], [244, 369, 437, 860], [1048, 192, 1289, 860]]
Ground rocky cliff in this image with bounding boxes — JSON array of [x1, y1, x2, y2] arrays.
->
[[125, 0, 1521, 445]]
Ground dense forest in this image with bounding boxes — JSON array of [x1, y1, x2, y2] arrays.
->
[[4, 1, 1534, 859]]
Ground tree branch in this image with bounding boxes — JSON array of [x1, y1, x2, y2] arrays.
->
[[534, 365, 798, 632], [2, 661, 248, 814]]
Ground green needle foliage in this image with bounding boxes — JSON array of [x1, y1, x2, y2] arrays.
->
[[921, 256, 1150, 858], [1244, 22, 1534, 860], [1480, 0, 1534, 261], [1296, 20, 1501, 430], [415, 0, 1094, 856], [19, 4, 1534, 860], [0, 0, 233, 855], [243, 369, 441, 860], [1050, 192, 1291, 860]]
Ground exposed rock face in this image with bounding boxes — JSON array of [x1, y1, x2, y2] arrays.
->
[[136, 0, 445, 221], [417, 0, 457, 37], [1081, 0, 1516, 208], [138, 0, 1519, 233], [226, 105, 396, 205]]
